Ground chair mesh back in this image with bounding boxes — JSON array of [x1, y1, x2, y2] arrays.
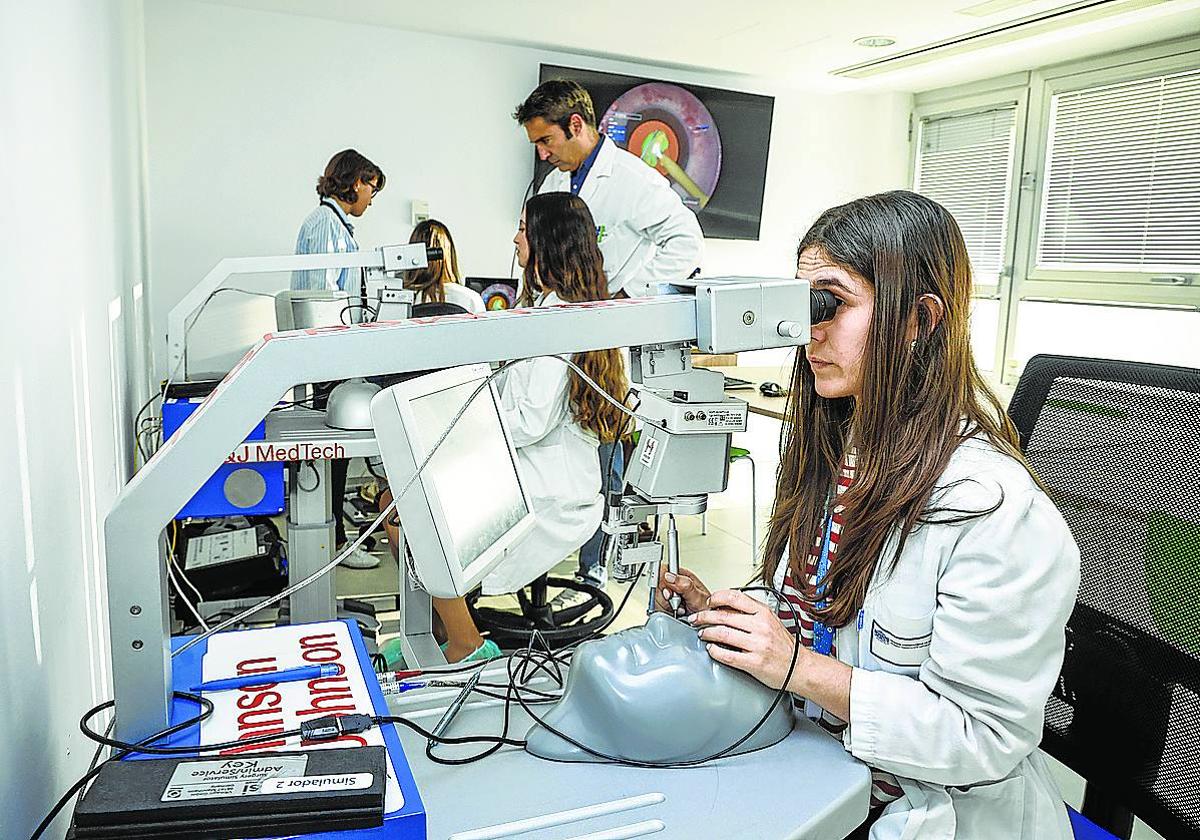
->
[[1007, 355, 1200, 839]]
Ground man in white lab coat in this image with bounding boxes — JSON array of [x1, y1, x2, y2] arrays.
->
[[514, 80, 704, 596], [514, 79, 704, 299]]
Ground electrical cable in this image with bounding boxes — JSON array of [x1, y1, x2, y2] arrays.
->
[[132, 389, 160, 438], [296, 459, 321, 493], [34, 714, 117, 840], [165, 526, 209, 633], [134, 415, 162, 467], [340, 302, 378, 325], [365, 456, 387, 482], [501, 584, 801, 769], [78, 695, 300, 756], [173, 353, 659, 660], [28, 693, 215, 840], [374, 713, 525, 749], [169, 521, 206, 606], [132, 391, 163, 466], [269, 395, 319, 412]]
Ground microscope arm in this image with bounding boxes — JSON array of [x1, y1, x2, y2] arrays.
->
[[165, 243, 440, 374], [109, 296, 697, 742], [110, 277, 814, 743]]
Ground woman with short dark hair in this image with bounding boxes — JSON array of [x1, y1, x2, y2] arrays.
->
[[291, 149, 385, 570], [291, 149, 385, 293]]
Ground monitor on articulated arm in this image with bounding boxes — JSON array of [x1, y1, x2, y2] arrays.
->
[[368, 363, 536, 600]]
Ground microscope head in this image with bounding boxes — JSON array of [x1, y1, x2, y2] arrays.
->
[[525, 612, 794, 764]]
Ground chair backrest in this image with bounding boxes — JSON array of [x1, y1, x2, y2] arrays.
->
[[411, 301, 469, 319], [1007, 354, 1200, 840]]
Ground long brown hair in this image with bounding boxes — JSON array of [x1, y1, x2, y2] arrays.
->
[[520, 192, 627, 442], [404, 219, 461, 304], [762, 190, 1031, 627]]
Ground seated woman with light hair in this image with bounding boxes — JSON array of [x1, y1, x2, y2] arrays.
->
[[404, 219, 485, 314]]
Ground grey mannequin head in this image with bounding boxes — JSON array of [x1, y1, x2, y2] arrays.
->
[[525, 613, 794, 764]]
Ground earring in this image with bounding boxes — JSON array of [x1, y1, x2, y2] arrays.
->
[[910, 339, 917, 351]]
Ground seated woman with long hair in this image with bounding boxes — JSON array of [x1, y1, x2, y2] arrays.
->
[[379, 192, 626, 664], [482, 191, 628, 594], [404, 218, 485, 313], [658, 191, 1080, 839]]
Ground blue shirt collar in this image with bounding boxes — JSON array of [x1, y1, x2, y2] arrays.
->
[[320, 197, 354, 235], [569, 134, 605, 196]]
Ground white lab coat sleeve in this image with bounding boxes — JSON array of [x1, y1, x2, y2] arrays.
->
[[628, 176, 704, 289], [497, 357, 571, 448], [843, 486, 1080, 787]]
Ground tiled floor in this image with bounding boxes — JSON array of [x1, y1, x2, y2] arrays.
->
[[337, 378, 1163, 840]]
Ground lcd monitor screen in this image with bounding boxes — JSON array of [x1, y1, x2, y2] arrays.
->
[[538, 64, 774, 241], [408, 379, 528, 569]]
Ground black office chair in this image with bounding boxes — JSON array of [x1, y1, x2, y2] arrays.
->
[[411, 301, 470, 318], [468, 574, 614, 651], [1006, 354, 1200, 840]]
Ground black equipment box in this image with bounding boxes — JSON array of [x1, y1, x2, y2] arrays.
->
[[71, 746, 386, 839]]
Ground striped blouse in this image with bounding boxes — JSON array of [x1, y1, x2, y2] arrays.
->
[[291, 199, 359, 292], [773, 450, 904, 808]]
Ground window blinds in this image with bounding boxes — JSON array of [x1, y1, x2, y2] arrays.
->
[[915, 106, 1018, 288], [1037, 67, 1200, 273]]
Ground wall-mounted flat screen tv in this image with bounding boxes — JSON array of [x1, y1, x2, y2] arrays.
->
[[537, 64, 774, 241]]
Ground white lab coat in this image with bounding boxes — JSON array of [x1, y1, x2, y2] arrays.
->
[[481, 301, 602, 594], [779, 437, 1081, 839], [539, 138, 704, 298]]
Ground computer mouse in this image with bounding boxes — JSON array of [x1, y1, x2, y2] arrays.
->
[[759, 381, 787, 398]]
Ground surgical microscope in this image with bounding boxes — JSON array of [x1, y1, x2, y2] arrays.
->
[[97, 264, 865, 838]]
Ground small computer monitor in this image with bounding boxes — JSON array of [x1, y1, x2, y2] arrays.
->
[[274, 289, 359, 330], [369, 364, 536, 598], [464, 277, 519, 311]]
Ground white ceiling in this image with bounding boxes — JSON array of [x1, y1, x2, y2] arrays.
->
[[202, 0, 1200, 90]]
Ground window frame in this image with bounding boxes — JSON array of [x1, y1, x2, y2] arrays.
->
[[911, 75, 1031, 376], [1017, 44, 1200, 301], [914, 36, 1200, 385]]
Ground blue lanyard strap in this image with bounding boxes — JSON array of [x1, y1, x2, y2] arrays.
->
[[812, 512, 836, 656]]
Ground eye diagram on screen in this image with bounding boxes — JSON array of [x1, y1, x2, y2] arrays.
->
[[540, 64, 774, 241], [600, 82, 722, 212]]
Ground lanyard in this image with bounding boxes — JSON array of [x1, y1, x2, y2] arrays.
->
[[319, 199, 363, 297], [320, 199, 355, 239], [811, 511, 835, 656]]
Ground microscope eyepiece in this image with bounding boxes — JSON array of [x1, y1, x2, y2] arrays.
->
[[810, 289, 841, 326]]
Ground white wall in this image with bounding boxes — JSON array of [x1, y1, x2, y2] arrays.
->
[[142, 0, 912, 376], [0, 1, 150, 837]]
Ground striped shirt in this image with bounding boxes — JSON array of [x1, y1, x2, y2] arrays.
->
[[773, 450, 904, 807], [291, 199, 358, 292]]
